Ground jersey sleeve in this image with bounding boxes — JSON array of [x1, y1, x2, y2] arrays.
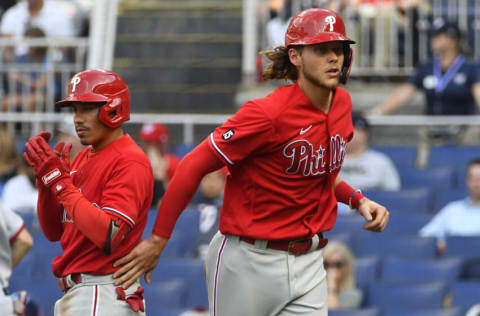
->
[[0, 202, 24, 242], [209, 101, 276, 165], [99, 160, 153, 228]]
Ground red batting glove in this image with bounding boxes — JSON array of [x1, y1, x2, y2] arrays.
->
[[24, 136, 71, 194]]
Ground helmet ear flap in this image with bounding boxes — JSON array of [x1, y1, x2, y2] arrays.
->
[[340, 46, 353, 84]]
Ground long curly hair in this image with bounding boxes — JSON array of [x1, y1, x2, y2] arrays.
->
[[261, 46, 301, 81]]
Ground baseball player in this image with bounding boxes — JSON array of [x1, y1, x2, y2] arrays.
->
[[0, 199, 33, 315], [24, 69, 154, 315], [114, 8, 390, 316]]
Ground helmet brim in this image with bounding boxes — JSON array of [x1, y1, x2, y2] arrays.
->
[[287, 32, 355, 46], [55, 93, 109, 108]]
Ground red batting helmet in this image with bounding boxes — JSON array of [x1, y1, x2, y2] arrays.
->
[[138, 123, 170, 146], [56, 69, 130, 128], [285, 8, 355, 84]]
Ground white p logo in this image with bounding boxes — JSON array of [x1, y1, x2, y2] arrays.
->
[[325, 16, 336, 32], [71, 77, 81, 92]]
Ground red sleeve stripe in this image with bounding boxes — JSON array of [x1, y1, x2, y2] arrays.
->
[[9, 223, 25, 243], [101, 207, 135, 227], [209, 133, 234, 165]]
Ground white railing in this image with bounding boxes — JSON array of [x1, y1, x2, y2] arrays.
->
[[244, 0, 480, 84]]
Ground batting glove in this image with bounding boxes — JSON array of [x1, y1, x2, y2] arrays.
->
[[24, 136, 71, 194]]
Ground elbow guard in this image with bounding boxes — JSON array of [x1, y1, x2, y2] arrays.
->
[[104, 219, 131, 256]]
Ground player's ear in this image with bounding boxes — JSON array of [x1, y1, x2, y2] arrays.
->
[[288, 47, 302, 67]]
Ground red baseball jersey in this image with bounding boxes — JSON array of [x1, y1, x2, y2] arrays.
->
[[209, 83, 353, 240], [52, 134, 154, 277]]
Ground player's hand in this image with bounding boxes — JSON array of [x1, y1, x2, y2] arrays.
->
[[356, 198, 389, 232], [113, 234, 168, 289], [53, 141, 72, 171], [24, 136, 70, 190]]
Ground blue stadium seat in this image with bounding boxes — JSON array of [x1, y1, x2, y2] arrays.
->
[[451, 281, 480, 312], [383, 307, 463, 316], [364, 188, 432, 213], [175, 144, 196, 158], [365, 281, 448, 309], [381, 257, 462, 285], [150, 258, 205, 282], [185, 275, 209, 309], [370, 146, 417, 169], [161, 233, 189, 258], [385, 212, 433, 234], [352, 234, 437, 259], [144, 280, 185, 309], [400, 167, 455, 191], [331, 215, 366, 234], [329, 307, 381, 316], [427, 146, 480, 189], [21, 281, 61, 316], [444, 236, 480, 260], [432, 190, 468, 212], [325, 232, 353, 249], [355, 256, 381, 290], [145, 308, 187, 316], [172, 208, 201, 256]]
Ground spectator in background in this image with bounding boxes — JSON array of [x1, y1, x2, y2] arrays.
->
[[192, 168, 227, 260], [0, 199, 34, 315], [323, 241, 363, 310], [340, 112, 400, 192], [467, 304, 480, 316], [0, 0, 75, 59], [138, 123, 180, 208], [1, 156, 37, 216], [0, 0, 15, 17], [1, 27, 56, 113], [420, 158, 480, 255], [372, 19, 480, 116], [0, 129, 20, 186]]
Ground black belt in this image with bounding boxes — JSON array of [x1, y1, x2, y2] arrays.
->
[[240, 233, 328, 255]]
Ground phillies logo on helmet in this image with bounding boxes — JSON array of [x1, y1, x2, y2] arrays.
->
[[71, 76, 81, 92], [325, 16, 336, 32]]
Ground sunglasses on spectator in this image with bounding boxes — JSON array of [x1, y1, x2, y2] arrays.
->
[[324, 260, 346, 269]]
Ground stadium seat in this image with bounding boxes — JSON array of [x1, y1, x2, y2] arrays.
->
[[329, 307, 381, 316], [146, 308, 188, 316], [451, 281, 480, 311], [175, 144, 196, 158], [325, 232, 353, 249], [427, 146, 480, 189], [172, 208, 201, 256], [355, 256, 381, 290], [385, 212, 433, 234], [364, 188, 432, 213], [432, 189, 468, 212], [370, 146, 417, 169], [144, 279, 185, 309], [381, 257, 462, 285], [382, 307, 463, 316], [161, 233, 189, 258], [352, 234, 437, 259], [365, 281, 448, 309], [400, 167, 455, 191], [331, 215, 366, 234], [185, 275, 209, 309], [444, 236, 480, 260], [22, 281, 61, 316], [150, 258, 205, 282]]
